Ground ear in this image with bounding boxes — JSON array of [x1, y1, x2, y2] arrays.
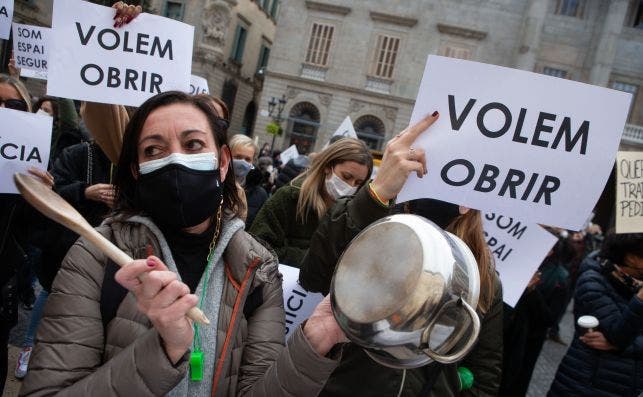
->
[[131, 164, 139, 180], [458, 206, 470, 215], [219, 144, 231, 182]]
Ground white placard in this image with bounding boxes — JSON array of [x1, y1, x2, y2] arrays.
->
[[47, 0, 194, 106], [0, 0, 13, 40], [12, 23, 49, 73], [1, 108, 53, 194], [483, 212, 558, 307], [279, 144, 299, 165], [189, 75, 209, 95], [279, 264, 323, 340], [616, 151, 643, 234], [20, 68, 48, 80], [398, 55, 631, 230], [332, 116, 357, 139]]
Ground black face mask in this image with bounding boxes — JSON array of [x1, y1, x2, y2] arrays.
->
[[136, 163, 223, 228], [409, 199, 461, 229]]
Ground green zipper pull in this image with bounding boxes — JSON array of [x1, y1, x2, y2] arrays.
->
[[457, 366, 474, 391], [190, 351, 204, 381]]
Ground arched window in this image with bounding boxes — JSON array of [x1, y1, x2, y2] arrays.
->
[[241, 101, 256, 136], [287, 102, 320, 154], [221, 79, 238, 116], [354, 115, 385, 150]]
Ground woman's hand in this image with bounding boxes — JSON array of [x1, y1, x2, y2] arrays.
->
[[112, 2, 142, 28], [28, 167, 54, 188], [84, 183, 116, 207], [370, 111, 439, 202], [303, 295, 348, 356], [580, 331, 617, 351], [115, 256, 198, 364]]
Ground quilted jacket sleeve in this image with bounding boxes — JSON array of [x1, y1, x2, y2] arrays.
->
[[19, 235, 188, 396]]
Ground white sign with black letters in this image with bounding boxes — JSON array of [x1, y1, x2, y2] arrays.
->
[[398, 55, 632, 230], [189, 75, 209, 95], [279, 264, 323, 340], [616, 151, 643, 234], [0, 108, 53, 194], [12, 23, 49, 73], [48, 0, 194, 106], [0, 0, 13, 40], [20, 68, 48, 80], [483, 212, 558, 306]]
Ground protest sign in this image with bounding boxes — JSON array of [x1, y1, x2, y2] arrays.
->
[[12, 23, 49, 72], [398, 55, 632, 230], [332, 116, 357, 139], [20, 68, 48, 80], [279, 264, 323, 340], [1, 108, 52, 194], [280, 144, 299, 165], [189, 75, 209, 95], [616, 151, 643, 234], [483, 212, 558, 306], [48, 0, 194, 106], [0, 0, 13, 40]]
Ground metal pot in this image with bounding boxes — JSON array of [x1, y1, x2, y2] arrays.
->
[[330, 214, 481, 369]]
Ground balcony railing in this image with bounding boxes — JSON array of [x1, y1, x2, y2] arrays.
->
[[622, 124, 643, 146]]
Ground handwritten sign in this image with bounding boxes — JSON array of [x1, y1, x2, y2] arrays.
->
[[398, 55, 632, 230], [279, 144, 299, 166], [1, 108, 52, 194], [12, 23, 49, 72], [616, 151, 643, 234], [189, 75, 209, 95], [483, 212, 558, 306], [20, 68, 48, 80], [279, 264, 323, 340], [0, 0, 13, 40], [48, 0, 194, 106]]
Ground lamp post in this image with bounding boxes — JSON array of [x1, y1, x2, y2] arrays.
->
[[267, 94, 287, 153]]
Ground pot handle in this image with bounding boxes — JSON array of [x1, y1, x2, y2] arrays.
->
[[420, 298, 481, 364]]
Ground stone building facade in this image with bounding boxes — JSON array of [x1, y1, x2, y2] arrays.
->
[[254, 0, 643, 154]]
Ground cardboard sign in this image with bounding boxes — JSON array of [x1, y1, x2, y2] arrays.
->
[[398, 55, 632, 230], [0, 0, 13, 40], [12, 23, 49, 72], [47, 0, 194, 106], [280, 144, 299, 165], [616, 151, 643, 234], [279, 264, 323, 340], [1, 108, 53, 194], [20, 68, 48, 80], [483, 212, 558, 306], [189, 75, 209, 95]]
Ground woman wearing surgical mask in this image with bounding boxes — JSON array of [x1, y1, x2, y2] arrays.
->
[[20, 91, 346, 396], [229, 134, 268, 229], [249, 138, 372, 268]]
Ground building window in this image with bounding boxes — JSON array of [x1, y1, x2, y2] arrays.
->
[[257, 44, 271, 74], [262, 0, 271, 11], [555, 0, 584, 18], [305, 23, 334, 67], [369, 34, 401, 80], [221, 79, 238, 117], [288, 102, 320, 154], [543, 66, 568, 79], [241, 101, 257, 136], [164, 1, 184, 20], [441, 45, 472, 60], [354, 115, 386, 151], [270, 0, 280, 20], [230, 24, 248, 64], [611, 81, 638, 121], [627, 0, 643, 28]]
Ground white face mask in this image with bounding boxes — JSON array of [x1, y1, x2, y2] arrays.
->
[[139, 152, 218, 175], [325, 171, 357, 200]]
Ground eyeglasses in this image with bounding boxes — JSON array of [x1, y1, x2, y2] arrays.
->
[[0, 98, 28, 112]]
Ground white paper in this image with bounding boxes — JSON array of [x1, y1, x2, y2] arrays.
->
[[616, 151, 643, 234], [0, 108, 53, 194], [332, 116, 357, 139], [189, 74, 209, 95], [20, 68, 48, 80], [0, 0, 13, 40], [47, 0, 194, 106], [279, 144, 299, 165], [483, 212, 558, 306], [279, 264, 323, 340], [12, 23, 49, 73], [399, 55, 632, 230]]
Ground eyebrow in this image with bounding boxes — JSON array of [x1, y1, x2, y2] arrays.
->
[[139, 129, 208, 145]]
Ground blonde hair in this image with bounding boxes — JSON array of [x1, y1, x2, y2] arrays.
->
[[229, 134, 258, 162], [296, 138, 373, 222], [446, 210, 495, 314], [0, 74, 32, 112]]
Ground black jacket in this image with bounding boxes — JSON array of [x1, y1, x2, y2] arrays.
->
[[244, 168, 268, 229], [548, 256, 643, 397]]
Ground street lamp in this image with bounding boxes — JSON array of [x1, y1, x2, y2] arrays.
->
[[267, 94, 287, 152]]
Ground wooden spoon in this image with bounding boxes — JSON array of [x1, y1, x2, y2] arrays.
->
[[14, 173, 210, 325]]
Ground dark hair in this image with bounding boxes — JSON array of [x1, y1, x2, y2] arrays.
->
[[113, 91, 242, 217], [33, 96, 58, 116], [599, 232, 643, 265]]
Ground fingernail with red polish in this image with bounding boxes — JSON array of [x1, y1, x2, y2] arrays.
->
[[432, 111, 439, 117], [147, 258, 155, 267]]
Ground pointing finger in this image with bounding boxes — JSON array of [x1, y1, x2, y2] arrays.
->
[[398, 111, 439, 146]]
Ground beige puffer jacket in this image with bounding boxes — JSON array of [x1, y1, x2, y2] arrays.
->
[[20, 217, 338, 396]]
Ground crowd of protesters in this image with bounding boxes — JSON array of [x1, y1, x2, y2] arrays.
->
[[1, 2, 643, 397]]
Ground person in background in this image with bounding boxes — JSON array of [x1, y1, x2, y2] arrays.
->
[[548, 232, 643, 397], [249, 139, 372, 268], [273, 154, 310, 192], [229, 135, 268, 229], [259, 142, 271, 158]]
